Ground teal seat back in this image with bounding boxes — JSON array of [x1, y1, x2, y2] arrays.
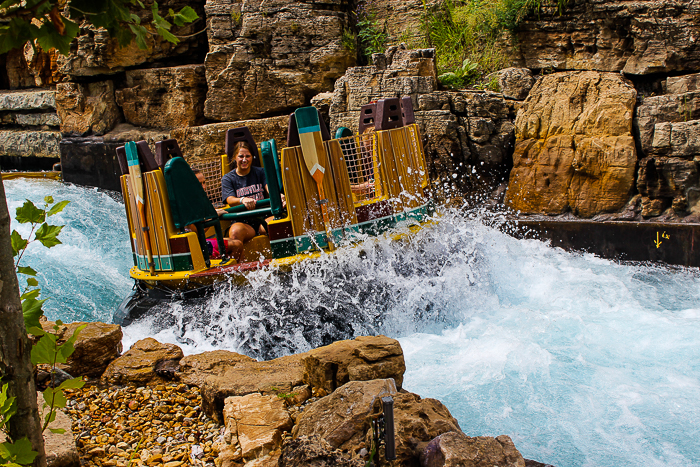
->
[[164, 157, 218, 229], [260, 139, 284, 219]]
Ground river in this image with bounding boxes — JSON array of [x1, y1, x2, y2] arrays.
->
[[5, 178, 700, 467]]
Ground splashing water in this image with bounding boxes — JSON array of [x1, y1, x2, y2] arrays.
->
[[6, 179, 700, 467]]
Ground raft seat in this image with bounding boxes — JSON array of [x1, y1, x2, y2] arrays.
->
[[163, 156, 228, 266]]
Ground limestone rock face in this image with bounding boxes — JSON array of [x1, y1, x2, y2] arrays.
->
[[512, 1, 700, 75], [57, 0, 207, 78], [220, 393, 293, 463], [633, 72, 700, 216], [302, 335, 406, 393], [0, 89, 55, 110], [202, 354, 305, 423], [40, 321, 123, 378], [115, 65, 207, 130], [5, 45, 62, 89], [293, 379, 398, 452], [505, 71, 637, 217], [177, 350, 256, 387], [330, 45, 438, 131], [485, 68, 535, 100], [170, 115, 288, 161], [421, 432, 525, 467], [56, 81, 121, 136], [279, 436, 364, 467], [203, 0, 355, 122], [0, 130, 60, 157], [101, 338, 184, 386]]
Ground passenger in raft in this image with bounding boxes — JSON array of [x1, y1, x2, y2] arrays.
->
[[189, 168, 233, 259], [221, 141, 276, 261]]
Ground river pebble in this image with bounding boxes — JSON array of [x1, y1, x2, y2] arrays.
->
[[65, 383, 222, 466]]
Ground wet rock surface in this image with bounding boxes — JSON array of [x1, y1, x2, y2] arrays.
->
[[101, 338, 184, 386]]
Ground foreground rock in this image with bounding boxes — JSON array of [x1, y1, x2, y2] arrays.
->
[[101, 337, 183, 386], [40, 320, 123, 378], [421, 432, 525, 467], [505, 71, 637, 218]]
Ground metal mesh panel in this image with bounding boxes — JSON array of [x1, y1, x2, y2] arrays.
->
[[188, 156, 225, 208], [338, 133, 379, 203]]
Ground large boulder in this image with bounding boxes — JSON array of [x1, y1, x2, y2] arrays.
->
[[4, 45, 62, 89], [511, 1, 700, 75], [302, 335, 406, 392], [387, 392, 462, 466], [420, 432, 525, 467], [55, 81, 121, 136], [505, 71, 637, 218], [115, 65, 207, 130], [40, 321, 123, 378], [101, 338, 183, 386], [293, 379, 398, 453], [203, 0, 355, 122], [177, 349, 256, 387]]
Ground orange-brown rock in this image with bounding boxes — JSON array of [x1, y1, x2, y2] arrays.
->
[[176, 349, 257, 387], [203, 0, 355, 122], [505, 71, 637, 218], [56, 81, 121, 136], [388, 392, 463, 465], [201, 353, 305, 423], [38, 320, 122, 378], [5, 45, 62, 89], [293, 379, 398, 452], [421, 432, 525, 467], [220, 393, 293, 463], [302, 335, 406, 393], [115, 65, 207, 130], [101, 338, 183, 386]]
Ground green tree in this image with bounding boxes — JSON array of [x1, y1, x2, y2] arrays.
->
[[0, 0, 199, 55]]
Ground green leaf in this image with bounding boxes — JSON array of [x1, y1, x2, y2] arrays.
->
[[26, 277, 39, 287], [31, 332, 57, 365], [35, 17, 80, 56], [156, 26, 177, 43], [17, 266, 37, 276], [23, 296, 47, 330], [35, 223, 63, 248], [0, 438, 38, 464], [10, 230, 28, 257], [48, 427, 66, 434], [57, 324, 86, 362], [57, 377, 85, 391], [43, 387, 67, 409], [26, 326, 46, 337], [170, 6, 198, 27], [15, 200, 45, 224], [21, 289, 40, 301], [47, 200, 70, 216], [44, 195, 54, 204], [128, 23, 149, 49]]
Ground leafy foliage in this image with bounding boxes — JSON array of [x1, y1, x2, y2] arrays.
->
[[0, 0, 200, 55], [422, 0, 567, 88], [3, 197, 85, 466], [355, 0, 387, 61]]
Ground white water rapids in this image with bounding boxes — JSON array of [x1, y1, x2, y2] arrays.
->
[[5, 178, 700, 467]]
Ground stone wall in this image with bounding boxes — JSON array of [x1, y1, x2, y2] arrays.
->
[[511, 0, 700, 75]]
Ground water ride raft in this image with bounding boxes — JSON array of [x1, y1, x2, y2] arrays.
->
[[115, 97, 434, 324]]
